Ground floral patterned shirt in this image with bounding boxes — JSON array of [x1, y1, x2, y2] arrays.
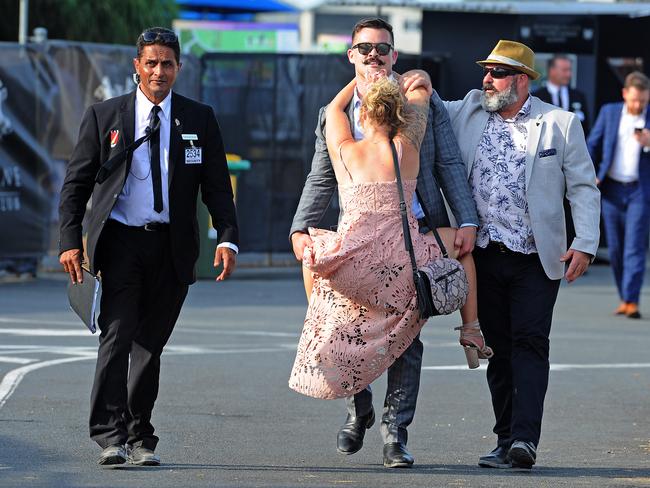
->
[[470, 96, 537, 254]]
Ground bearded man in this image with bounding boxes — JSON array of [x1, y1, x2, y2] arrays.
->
[[442, 40, 600, 470]]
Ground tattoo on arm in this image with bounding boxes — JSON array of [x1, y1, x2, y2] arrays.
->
[[400, 104, 429, 151]]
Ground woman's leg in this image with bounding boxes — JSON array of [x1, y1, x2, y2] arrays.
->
[[435, 228, 477, 324], [434, 228, 491, 367], [302, 266, 314, 301]]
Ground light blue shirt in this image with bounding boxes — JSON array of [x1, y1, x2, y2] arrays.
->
[[110, 87, 238, 253], [110, 87, 171, 226]]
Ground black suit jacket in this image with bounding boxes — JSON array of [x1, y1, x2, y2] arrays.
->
[[532, 85, 590, 135], [59, 90, 238, 285]]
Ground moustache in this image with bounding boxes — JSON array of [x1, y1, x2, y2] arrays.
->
[[363, 57, 385, 66], [483, 83, 495, 91]]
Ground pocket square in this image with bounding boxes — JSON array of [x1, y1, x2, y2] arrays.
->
[[538, 148, 557, 158]]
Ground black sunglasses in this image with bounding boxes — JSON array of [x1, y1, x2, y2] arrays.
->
[[352, 42, 393, 56], [141, 31, 178, 44], [483, 67, 522, 79]]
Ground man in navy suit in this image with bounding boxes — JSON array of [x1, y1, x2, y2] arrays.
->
[[588, 71, 650, 319]]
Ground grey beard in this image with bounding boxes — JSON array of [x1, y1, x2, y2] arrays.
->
[[481, 81, 518, 112]]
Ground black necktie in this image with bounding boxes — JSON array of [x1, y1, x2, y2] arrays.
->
[[148, 105, 163, 213]]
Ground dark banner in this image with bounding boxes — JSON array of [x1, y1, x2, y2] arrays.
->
[[0, 42, 435, 262], [0, 41, 200, 262]]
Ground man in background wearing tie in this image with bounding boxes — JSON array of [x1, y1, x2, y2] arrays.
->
[[532, 54, 590, 134], [588, 71, 650, 319], [59, 27, 238, 466], [532, 54, 591, 245]]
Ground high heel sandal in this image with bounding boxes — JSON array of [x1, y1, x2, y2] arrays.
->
[[454, 322, 494, 369]]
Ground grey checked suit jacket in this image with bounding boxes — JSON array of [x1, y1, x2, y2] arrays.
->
[[444, 90, 600, 280], [290, 89, 478, 236]]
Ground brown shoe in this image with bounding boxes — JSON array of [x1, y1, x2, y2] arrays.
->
[[626, 303, 641, 319], [614, 302, 629, 315]]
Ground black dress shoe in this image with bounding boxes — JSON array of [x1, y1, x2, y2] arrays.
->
[[508, 440, 536, 469], [336, 409, 375, 455], [383, 442, 414, 468], [127, 446, 161, 466], [478, 445, 511, 469], [97, 444, 127, 466]]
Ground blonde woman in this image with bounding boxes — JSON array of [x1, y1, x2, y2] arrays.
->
[[289, 76, 491, 401]]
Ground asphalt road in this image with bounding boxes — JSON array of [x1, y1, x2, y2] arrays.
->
[[1, 264, 649, 487]]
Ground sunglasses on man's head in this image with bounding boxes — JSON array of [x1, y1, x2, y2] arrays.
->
[[352, 42, 393, 56], [483, 67, 522, 79], [141, 31, 178, 44]]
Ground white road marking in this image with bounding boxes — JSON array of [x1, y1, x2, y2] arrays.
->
[[0, 356, 94, 409], [0, 356, 36, 364], [0, 344, 291, 410], [0, 328, 90, 337], [422, 363, 650, 371]]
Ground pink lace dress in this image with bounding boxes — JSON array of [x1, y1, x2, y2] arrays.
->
[[289, 178, 441, 399]]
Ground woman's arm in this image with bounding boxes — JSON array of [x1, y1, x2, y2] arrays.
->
[[399, 85, 430, 152], [325, 79, 356, 162]]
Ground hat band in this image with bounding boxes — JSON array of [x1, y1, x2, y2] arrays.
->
[[487, 54, 531, 71]]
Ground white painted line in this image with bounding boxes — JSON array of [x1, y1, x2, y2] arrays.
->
[[0, 328, 90, 337], [0, 344, 289, 410], [0, 356, 36, 365], [0, 317, 76, 326], [0, 356, 93, 409], [422, 363, 650, 371]]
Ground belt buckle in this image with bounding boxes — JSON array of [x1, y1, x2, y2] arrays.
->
[[143, 223, 156, 232], [493, 241, 507, 254]]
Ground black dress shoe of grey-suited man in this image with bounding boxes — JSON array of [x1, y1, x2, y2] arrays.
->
[[478, 445, 511, 469], [383, 442, 414, 468], [336, 409, 375, 454]]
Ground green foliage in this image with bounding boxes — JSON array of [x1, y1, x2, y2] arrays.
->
[[0, 0, 179, 45]]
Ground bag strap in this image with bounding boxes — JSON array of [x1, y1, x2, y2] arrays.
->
[[414, 188, 449, 258], [390, 140, 419, 279], [95, 122, 160, 184]]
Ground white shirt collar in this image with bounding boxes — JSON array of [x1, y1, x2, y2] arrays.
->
[[136, 86, 172, 121], [623, 105, 647, 119], [546, 81, 567, 95]]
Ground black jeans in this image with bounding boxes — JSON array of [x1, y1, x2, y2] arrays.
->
[[474, 244, 560, 448], [89, 221, 188, 449]]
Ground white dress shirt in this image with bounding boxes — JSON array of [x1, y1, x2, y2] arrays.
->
[[608, 106, 646, 183], [110, 86, 238, 253], [546, 82, 569, 111], [110, 87, 171, 226]]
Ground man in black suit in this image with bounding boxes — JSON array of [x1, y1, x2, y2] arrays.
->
[[532, 54, 590, 134], [59, 27, 238, 466], [532, 54, 590, 245]]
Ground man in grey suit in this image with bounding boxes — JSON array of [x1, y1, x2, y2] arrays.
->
[[443, 40, 600, 469], [290, 17, 479, 468]]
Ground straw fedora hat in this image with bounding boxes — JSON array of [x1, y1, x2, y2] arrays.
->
[[476, 40, 540, 80]]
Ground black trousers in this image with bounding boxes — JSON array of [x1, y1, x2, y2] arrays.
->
[[90, 220, 188, 449], [474, 244, 560, 448]]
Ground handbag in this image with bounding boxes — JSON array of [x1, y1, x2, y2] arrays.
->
[[390, 140, 469, 318]]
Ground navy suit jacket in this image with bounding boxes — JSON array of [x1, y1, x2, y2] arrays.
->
[[587, 102, 650, 200]]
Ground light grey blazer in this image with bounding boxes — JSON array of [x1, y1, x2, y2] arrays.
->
[[444, 90, 600, 280]]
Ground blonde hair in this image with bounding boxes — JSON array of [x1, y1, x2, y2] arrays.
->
[[361, 77, 406, 138]]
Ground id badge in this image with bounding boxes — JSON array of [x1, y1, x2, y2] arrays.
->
[[185, 147, 202, 164]]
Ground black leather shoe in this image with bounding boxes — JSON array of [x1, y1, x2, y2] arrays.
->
[[508, 440, 536, 469], [97, 444, 127, 466], [127, 446, 161, 466], [478, 445, 511, 469], [336, 409, 375, 455], [383, 442, 414, 468]]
